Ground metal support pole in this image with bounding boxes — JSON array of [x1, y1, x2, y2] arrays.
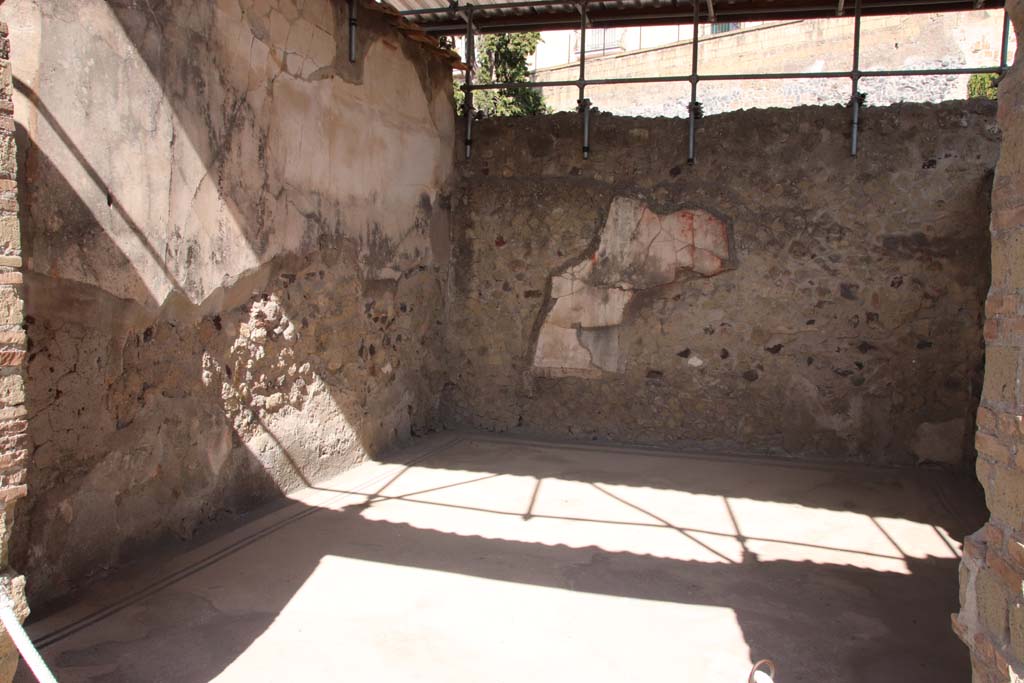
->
[[849, 0, 862, 156], [578, 1, 591, 159], [469, 65, 1003, 92], [403, 0, 977, 19], [687, 0, 700, 164], [1000, 9, 1011, 76], [464, 5, 475, 160], [348, 0, 358, 63], [412, 0, 989, 33]]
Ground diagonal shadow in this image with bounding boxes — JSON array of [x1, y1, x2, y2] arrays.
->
[[7, 0, 458, 609], [400, 434, 987, 529], [13, 76, 186, 295], [15, 499, 969, 683]]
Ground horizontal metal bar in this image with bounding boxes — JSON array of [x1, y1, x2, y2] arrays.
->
[[466, 64, 1002, 90], [399, 5, 449, 16], [411, 0, 987, 31], [466, 79, 580, 88], [399, 0, 976, 17], [860, 65, 1003, 76], [399, 0, 570, 14], [702, 70, 848, 80]]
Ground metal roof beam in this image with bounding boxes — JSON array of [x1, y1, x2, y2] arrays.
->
[[399, 0, 998, 35]]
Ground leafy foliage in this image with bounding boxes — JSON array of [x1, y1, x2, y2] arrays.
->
[[454, 32, 548, 117], [967, 73, 999, 100]]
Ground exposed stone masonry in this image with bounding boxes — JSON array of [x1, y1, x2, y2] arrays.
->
[[954, 1, 1024, 680], [3, 0, 454, 603], [447, 103, 999, 463], [0, 19, 29, 682]]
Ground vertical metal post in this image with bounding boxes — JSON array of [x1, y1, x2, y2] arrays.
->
[[687, 0, 700, 164], [849, 0, 862, 156], [464, 6, 475, 160], [1000, 9, 1011, 76], [578, 1, 591, 159], [348, 0, 358, 63]]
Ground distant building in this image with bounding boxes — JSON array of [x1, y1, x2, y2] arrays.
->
[[527, 11, 1014, 116]]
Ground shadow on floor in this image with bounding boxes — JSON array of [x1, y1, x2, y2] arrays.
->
[[300, 432, 988, 532], [15, 436, 975, 682]]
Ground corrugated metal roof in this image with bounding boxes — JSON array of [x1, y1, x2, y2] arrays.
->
[[389, 0, 1001, 34]]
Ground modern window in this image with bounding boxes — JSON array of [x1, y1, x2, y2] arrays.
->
[[575, 28, 625, 56], [710, 22, 741, 34]]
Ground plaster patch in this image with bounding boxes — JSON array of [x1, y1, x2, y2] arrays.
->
[[533, 198, 731, 376]]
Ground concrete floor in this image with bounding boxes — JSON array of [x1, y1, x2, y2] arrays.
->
[[18, 433, 985, 682]]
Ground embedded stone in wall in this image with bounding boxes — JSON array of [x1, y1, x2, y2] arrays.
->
[[910, 417, 966, 465], [533, 197, 731, 376]]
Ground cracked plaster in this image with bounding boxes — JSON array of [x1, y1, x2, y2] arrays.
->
[[534, 198, 731, 376]]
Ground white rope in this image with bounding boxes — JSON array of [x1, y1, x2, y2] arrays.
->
[[0, 588, 57, 683], [748, 659, 776, 683]]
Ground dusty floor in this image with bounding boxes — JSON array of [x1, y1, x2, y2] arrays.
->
[[17, 433, 985, 682]]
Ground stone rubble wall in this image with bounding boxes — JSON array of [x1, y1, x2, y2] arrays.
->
[[0, 0, 455, 604], [954, 1, 1024, 681], [447, 102, 998, 464], [0, 19, 29, 683]]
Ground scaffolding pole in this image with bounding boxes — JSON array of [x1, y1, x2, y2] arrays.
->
[[850, 0, 863, 156], [449, 4, 1007, 163], [404, 0, 989, 31], [1000, 8, 1011, 75], [469, 64, 1002, 90], [464, 5, 475, 159], [688, 0, 700, 163], [348, 0, 358, 63], [579, 1, 592, 159]]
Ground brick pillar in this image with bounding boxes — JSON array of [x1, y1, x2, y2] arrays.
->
[[0, 19, 29, 683], [955, 1, 1024, 680]]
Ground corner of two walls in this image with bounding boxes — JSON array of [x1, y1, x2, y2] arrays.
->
[[955, 1, 1024, 680], [1, 0, 456, 605]]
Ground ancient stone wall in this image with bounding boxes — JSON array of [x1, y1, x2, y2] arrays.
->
[[447, 102, 998, 463], [0, 0, 455, 604], [954, 1, 1024, 680], [0, 19, 29, 681]]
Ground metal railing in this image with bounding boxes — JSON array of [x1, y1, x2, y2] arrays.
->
[[412, 2, 1012, 162]]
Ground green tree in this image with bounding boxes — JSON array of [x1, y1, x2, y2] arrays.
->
[[968, 73, 999, 100], [455, 32, 548, 117]]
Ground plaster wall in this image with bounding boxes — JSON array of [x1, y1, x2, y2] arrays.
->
[[447, 103, 998, 463], [0, 0, 455, 603]]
